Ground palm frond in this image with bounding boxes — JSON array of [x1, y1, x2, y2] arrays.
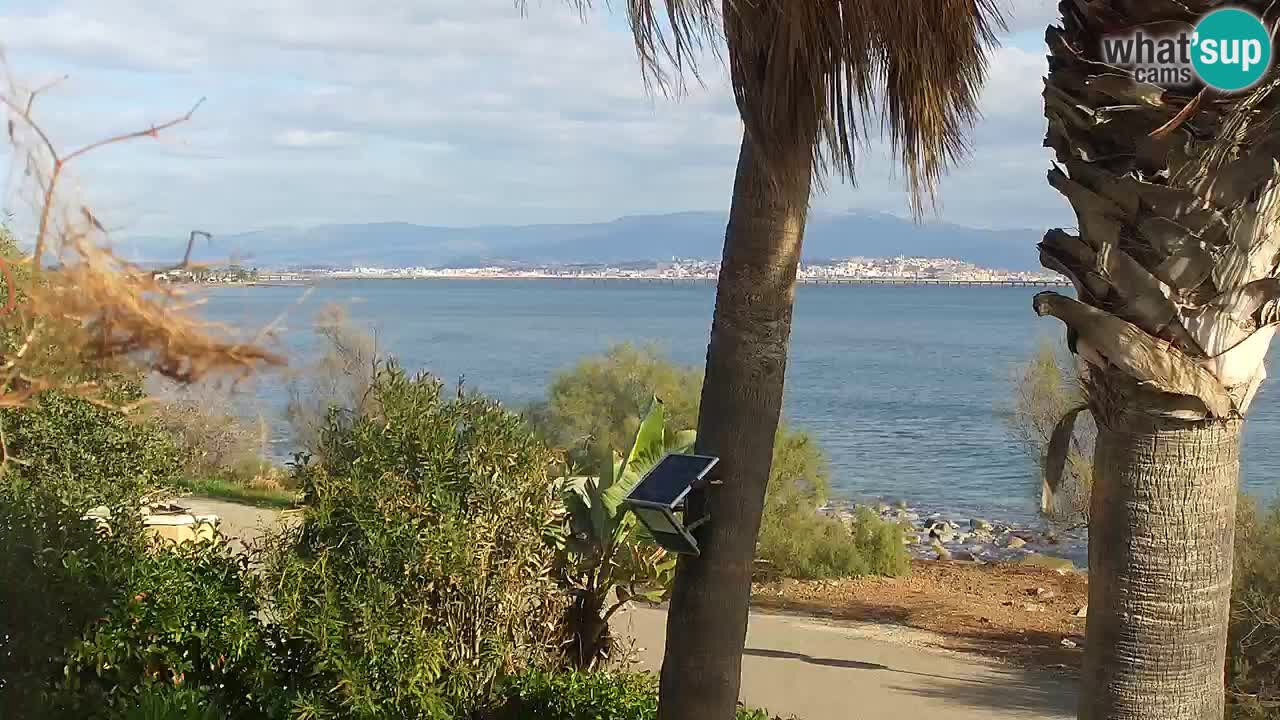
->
[[533, 0, 1005, 212]]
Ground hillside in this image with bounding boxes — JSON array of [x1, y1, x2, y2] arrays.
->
[[117, 211, 1042, 271]]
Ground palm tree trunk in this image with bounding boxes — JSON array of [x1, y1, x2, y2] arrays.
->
[[1083, 412, 1240, 720], [1036, 3, 1280, 716], [657, 132, 811, 720]]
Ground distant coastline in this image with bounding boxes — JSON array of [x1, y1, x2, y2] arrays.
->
[[303, 274, 1069, 288], [272, 256, 1066, 286], [163, 256, 1070, 288]]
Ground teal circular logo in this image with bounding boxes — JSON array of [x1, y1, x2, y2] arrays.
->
[[1192, 8, 1272, 91]]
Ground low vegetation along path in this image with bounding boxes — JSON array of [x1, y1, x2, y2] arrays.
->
[[187, 497, 1078, 719]]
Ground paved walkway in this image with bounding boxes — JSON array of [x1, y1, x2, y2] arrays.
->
[[185, 497, 1078, 719], [182, 496, 291, 554], [614, 606, 1076, 719]]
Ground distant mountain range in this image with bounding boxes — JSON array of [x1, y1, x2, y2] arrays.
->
[[117, 211, 1045, 271]]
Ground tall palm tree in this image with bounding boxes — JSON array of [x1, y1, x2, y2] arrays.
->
[[541, 2, 1002, 718], [1038, 2, 1280, 717]]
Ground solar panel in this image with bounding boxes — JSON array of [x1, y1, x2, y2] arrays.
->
[[627, 454, 719, 507], [631, 505, 702, 555], [647, 528, 700, 556]]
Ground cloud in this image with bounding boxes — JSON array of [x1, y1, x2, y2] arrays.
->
[[0, 9, 203, 72], [1003, 0, 1060, 33], [981, 46, 1047, 118], [273, 129, 358, 150], [0, 0, 1071, 240]]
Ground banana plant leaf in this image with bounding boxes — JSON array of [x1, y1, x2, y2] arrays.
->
[[599, 396, 668, 519], [560, 396, 693, 552], [670, 429, 697, 452]]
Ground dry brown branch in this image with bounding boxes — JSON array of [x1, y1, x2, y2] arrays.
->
[[0, 73, 284, 418]]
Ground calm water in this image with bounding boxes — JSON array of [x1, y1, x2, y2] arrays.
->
[[196, 280, 1280, 525]]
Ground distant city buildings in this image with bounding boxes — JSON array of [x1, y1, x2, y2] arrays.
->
[[153, 258, 1060, 284], [317, 256, 1060, 283], [796, 256, 1053, 283], [155, 266, 258, 284]]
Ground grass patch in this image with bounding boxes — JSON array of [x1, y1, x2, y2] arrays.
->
[[172, 476, 299, 510]]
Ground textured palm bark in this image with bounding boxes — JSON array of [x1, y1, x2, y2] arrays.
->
[[1036, 4, 1280, 715], [1084, 412, 1240, 720], [657, 133, 810, 720]]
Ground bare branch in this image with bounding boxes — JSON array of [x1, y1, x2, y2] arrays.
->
[[0, 92, 59, 162], [0, 93, 206, 269], [24, 75, 68, 118], [183, 230, 211, 268], [61, 96, 205, 165]]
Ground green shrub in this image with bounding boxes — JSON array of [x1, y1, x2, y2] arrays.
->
[[752, 426, 906, 581], [1, 484, 307, 720], [107, 685, 223, 720], [528, 343, 701, 459], [263, 362, 566, 719], [0, 385, 182, 510], [765, 429, 830, 513], [527, 344, 829, 509], [1006, 339, 1093, 521], [1229, 496, 1280, 718], [493, 670, 659, 720], [757, 506, 908, 580], [0, 485, 144, 716], [491, 670, 794, 720], [58, 537, 299, 720]]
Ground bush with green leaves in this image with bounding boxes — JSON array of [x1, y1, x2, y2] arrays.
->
[[0, 484, 144, 716], [757, 505, 907, 580], [490, 670, 794, 720], [0, 383, 182, 510], [105, 685, 224, 720], [0, 482, 299, 720], [530, 344, 829, 513], [57, 537, 301, 720], [1006, 339, 1093, 522], [1229, 496, 1280, 718], [529, 343, 701, 459], [263, 362, 566, 719]]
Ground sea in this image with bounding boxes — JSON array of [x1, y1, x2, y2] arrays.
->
[[193, 279, 1280, 526]]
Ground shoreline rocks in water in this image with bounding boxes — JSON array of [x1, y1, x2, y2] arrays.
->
[[822, 500, 1088, 571]]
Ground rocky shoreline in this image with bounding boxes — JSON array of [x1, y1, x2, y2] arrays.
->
[[824, 501, 1088, 571]]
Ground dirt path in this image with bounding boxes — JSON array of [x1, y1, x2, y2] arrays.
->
[[753, 560, 1089, 668]]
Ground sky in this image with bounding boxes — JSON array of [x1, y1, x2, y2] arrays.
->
[[0, 0, 1073, 240]]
